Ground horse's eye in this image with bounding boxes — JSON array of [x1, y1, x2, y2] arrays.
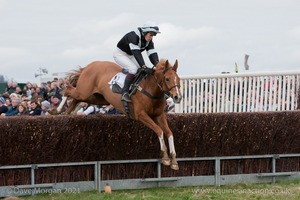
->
[[165, 78, 170, 82]]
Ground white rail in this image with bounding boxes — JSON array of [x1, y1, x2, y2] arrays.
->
[[176, 71, 300, 113]]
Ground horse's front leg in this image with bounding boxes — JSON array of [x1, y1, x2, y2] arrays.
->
[[136, 112, 172, 167], [155, 114, 179, 170], [158, 134, 171, 166]]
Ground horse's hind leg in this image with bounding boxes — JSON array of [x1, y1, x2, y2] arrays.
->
[[64, 84, 83, 100], [65, 98, 79, 114], [85, 93, 109, 106]]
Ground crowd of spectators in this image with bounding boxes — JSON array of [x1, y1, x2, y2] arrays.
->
[[0, 78, 122, 117]]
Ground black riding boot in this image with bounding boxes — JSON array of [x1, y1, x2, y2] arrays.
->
[[121, 73, 134, 102]]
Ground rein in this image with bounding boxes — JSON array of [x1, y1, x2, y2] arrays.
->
[[137, 85, 165, 99]]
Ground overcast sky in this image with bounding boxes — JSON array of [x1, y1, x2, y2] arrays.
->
[[1, 0, 300, 83]]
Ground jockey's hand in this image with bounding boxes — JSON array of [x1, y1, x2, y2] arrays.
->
[[142, 65, 154, 75], [145, 68, 153, 75]]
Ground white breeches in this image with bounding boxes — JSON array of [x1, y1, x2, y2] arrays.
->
[[113, 48, 140, 74]]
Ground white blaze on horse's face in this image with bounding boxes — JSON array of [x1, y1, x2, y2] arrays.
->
[[172, 75, 182, 103], [164, 60, 182, 104]]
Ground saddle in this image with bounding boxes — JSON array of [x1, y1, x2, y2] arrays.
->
[[109, 68, 148, 95]]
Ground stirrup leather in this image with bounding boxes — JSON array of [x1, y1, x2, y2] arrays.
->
[[121, 92, 132, 102]]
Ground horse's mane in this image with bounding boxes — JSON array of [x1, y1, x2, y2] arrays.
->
[[156, 59, 175, 72], [156, 59, 168, 70], [67, 67, 85, 87]]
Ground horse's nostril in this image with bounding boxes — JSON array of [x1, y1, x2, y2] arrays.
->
[[173, 95, 182, 103], [173, 95, 179, 103]]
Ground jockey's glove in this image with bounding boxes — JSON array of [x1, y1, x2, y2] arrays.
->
[[142, 65, 154, 75]]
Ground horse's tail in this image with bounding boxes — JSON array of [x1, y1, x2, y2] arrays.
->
[[66, 67, 84, 87]]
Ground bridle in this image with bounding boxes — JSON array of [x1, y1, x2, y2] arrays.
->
[[154, 67, 181, 95], [136, 66, 180, 99]]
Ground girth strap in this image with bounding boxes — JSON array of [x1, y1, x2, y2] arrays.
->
[[123, 100, 132, 118]]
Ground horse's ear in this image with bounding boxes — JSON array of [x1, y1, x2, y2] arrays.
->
[[165, 60, 169, 70], [173, 59, 178, 72]]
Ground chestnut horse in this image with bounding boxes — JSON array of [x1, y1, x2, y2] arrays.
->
[[59, 59, 182, 170]]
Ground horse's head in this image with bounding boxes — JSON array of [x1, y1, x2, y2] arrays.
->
[[154, 59, 182, 103]]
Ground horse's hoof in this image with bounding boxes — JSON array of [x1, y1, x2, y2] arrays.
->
[[162, 159, 171, 166], [47, 109, 58, 115], [170, 163, 179, 170]]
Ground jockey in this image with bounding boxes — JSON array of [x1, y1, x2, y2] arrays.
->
[[113, 22, 161, 102]]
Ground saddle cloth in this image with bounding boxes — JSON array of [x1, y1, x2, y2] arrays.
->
[[108, 72, 126, 94]]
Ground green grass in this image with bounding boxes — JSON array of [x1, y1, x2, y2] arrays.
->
[[8, 179, 300, 200]]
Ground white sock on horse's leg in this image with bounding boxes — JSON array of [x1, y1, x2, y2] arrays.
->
[[168, 135, 176, 155], [57, 96, 67, 113], [158, 134, 166, 151]]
